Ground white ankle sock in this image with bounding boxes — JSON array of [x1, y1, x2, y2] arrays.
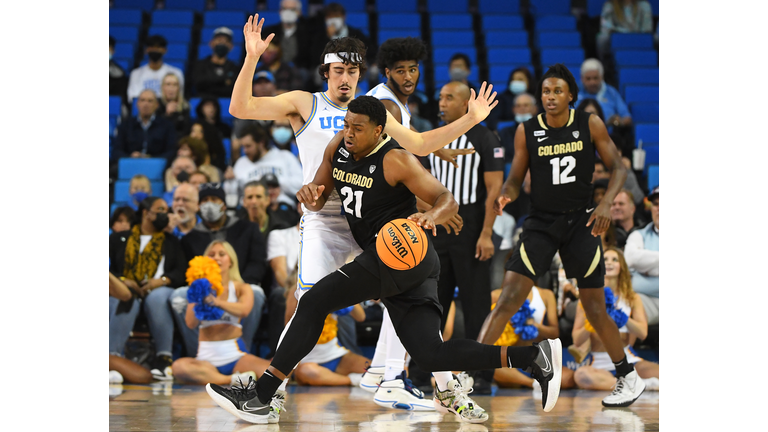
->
[[433, 371, 453, 392], [384, 359, 405, 381]]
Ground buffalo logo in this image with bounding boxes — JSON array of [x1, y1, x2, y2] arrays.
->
[[369, 165, 376, 174], [572, 131, 580, 139], [386, 227, 409, 258]]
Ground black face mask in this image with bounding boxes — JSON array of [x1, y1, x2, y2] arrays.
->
[[176, 170, 190, 183], [148, 51, 163, 62], [152, 212, 169, 231], [213, 44, 230, 57]]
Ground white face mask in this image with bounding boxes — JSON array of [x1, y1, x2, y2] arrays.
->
[[509, 80, 527, 94], [326, 17, 344, 30], [200, 201, 224, 223], [280, 9, 298, 24], [515, 113, 533, 123]]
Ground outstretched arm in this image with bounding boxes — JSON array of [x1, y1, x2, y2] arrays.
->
[[385, 82, 498, 156], [296, 132, 341, 211]]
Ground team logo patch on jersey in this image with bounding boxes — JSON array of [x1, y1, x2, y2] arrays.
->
[[369, 165, 376, 174], [494, 147, 504, 158], [339, 147, 349, 158], [534, 130, 546, 137], [572, 131, 580, 139]]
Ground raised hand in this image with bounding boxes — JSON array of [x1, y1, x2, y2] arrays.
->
[[243, 14, 275, 59], [467, 81, 499, 124]]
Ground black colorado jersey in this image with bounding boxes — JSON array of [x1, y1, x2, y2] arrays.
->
[[331, 135, 417, 250], [523, 109, 595, 213]]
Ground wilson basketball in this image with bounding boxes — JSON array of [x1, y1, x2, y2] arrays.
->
[[376, 218, 428, 270]]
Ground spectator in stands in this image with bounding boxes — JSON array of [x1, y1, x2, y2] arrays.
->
[[127, 174, 152, 211], [232, 125, 304, 200], [110, 206, 136, 234], [262, 173, 300, 226], [230, 71, 278, 164], [109, 36, 128, 102], [171, 241, 271, 386], [170, 182, 200, 239], [578, 59, 632, 132], [309, 3, 372, 88], [447, 53, 478, 92], [624, 187, 659, 326], [177, 136, 221, 183], [597, 0, 655, 58], [593, 178, 609, 206], [238, 180, 292, 239], [196, 98, 232, 150], [498, 92, 538, 165], [164, 155, 197, 193], [262, 0, 311, 69], [170, 183, 267, 357], [189, 120, 227, 172], [127, 35, 184, 101], [256, 36, 305, 92], [112, 89, 177, 162], [572, 247, 659, 391], [270, 118, 298, 156], [265, 210, 301, 353], [611, 189, 643, 249], [489, 66, 536, 131], [109, 196, 186, 381], [576, 98, 636, 163], [189, 171, 210, 188], [157, 73, 191, 136], [193, 27, 240, 99]]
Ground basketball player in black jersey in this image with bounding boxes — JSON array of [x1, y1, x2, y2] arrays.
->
[[477, 64, 644, 407], [206, 96, 563, 423]]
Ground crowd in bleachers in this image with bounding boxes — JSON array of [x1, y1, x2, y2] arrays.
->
[[109, 0, 659, 394]]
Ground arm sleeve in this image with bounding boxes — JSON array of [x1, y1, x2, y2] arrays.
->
[[624, 230, 659, 274]]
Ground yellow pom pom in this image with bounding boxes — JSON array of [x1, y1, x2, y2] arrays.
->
[[316, 315, 338, 345], [584, 319, 596, 333], [185, 256, 224, 297], [491, 303, 520, 346]]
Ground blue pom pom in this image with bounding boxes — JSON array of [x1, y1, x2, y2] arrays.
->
[[188, 278, 213, 304], [335, 306, 354, 316], [518, 325, 539, 341], [194, 302, 224, 321], [603, 287, 616, 307], [510, 299, 535, 328], [610, 309, 629, 328]]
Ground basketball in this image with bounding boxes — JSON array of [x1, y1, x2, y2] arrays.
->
[[376, 218, 428, 270]]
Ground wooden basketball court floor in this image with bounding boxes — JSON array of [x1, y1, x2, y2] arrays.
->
[[110, 383, 659, 431]]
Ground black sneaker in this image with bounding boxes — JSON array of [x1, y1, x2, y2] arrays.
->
[[150, 355, 173, 381], [527, 339, 562, 412], [205, 377, 271, 424]]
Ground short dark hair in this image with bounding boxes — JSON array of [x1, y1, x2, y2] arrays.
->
[[324, 2, 346, 16], [238, 124, 269, 144], [576, 98, 605, 121], [377, 37, 428, 74], [537, 63, 579, 107], [110, 206, 136, 230], [318, 37, 368, 82], [348, 96, 387, 129], [146, 34, 168, 48], [137, 196, 163, 225], [449, 53, 471, 69], [243, 180, 268, 194]]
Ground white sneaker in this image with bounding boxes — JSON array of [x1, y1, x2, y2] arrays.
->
[[643, 377, 659, 391], [359, 366, 384, 393], [456, 372, 474, 391], [433, 379, 489, 423], [602, 370, 646, 407], [109, 370, 124, 384], [231, 371, 257, 387], [532, 380, 542, 400], [268, 389, 287, 424], [374, 373, 435, 411]]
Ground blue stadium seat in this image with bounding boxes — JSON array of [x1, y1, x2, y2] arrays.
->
[[378, 29, 421, 44], [223, 138, 232, 165], [618, 68, 659, 90], [611, 33, 654, 50], [377, 0, 417, 12], [586, 0, 604, 17], [115, 59, 131, 72], [110, 117, 118, 137], [489, 65, 514, 89], [219, 98, 234, 126], [147, 26, 192, 43], [378, 13, 420, 30], [113, 42, 135, 60], [110, 9, 144, 26], [648, 0, 659, 16], [325, 0, 367, 12], [114, 181, 133, 203], [635, 123, 659, 145], [118, 158, 168, 181], [478, 0, 519, 14], [624, 85, 659, 104], [536, 15, 577, 31], [529, 0, 570, 16], [433, 48, 476, 65], [113, 0, 156, 10], [497, 121, 516, 132], [434, 65, 479, 88], [482, 15, 524, 30], [155, 43, 189, 62], [346, 12, 369, 35], [189, 98, 201, 118], [426, 0, 468, 13], [201, 26, 245, 44], [647, 165, 659, 190], [432, 31, 474, 47], [629, 103, 659, 123], [614, 50, 658, 67], [215, 0, 257, 12], [164, 0, 206, 11], [537, 31, 581, 48], [431, 14, 472, 30], [485, 30, 528, 48], [198, 44, 243, 62], [266, 0, 309, 13], [109, 96, 122, 116], [487, 48, 532, 66], [540, 48, 584, 66], [152, 10, 194, 26], [643, 145, 659, 171], [203, 11, 246, 27], [110, 26, 140, 43], [152, 181, 165, 196], [258, 11, 280, 25]]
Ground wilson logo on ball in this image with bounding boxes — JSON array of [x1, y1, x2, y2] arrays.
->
[[376, 218, 428, 270]]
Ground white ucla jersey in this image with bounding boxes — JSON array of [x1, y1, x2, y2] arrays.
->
[[367, 83, 411, 128], [294, 92, 348, 215]]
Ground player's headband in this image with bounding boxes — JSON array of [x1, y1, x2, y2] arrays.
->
[[324, 52, 362, 64]]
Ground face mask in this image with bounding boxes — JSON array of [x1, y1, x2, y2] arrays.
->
[[449, 68, 469, 82], [326, 17, 344, 30], [176, 170, 190, 183], [272, 127, 294, 145], [151, 212, 169, 231], [280, 9, 298, 24], [148, 51, 163, 62], [515, 113, 533, 123], [213, 44, 230, 57], [200, 201, 225, 222], [132, 191, 149, 204], [509, 80, 527, 94]]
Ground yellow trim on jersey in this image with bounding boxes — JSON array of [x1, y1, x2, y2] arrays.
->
[[366, 134, 392, 157], [294, 96, 317, 138], [584, 246, 601, 278], [520, 243, 536, 276], [321, 92, 349, 111], [566, 109, 575, 127], [537, 114, 548, 130]]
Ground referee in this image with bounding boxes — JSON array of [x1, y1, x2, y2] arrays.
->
[[422, 81, 505, 393]]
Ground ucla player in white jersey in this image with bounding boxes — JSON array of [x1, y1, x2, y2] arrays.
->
[[361, 37, 488, 423], [225, 15, 498, 423]]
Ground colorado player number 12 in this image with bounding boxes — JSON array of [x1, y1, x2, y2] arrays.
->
[[550, 156, 576, 185], [341, 186, 363, 217]]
